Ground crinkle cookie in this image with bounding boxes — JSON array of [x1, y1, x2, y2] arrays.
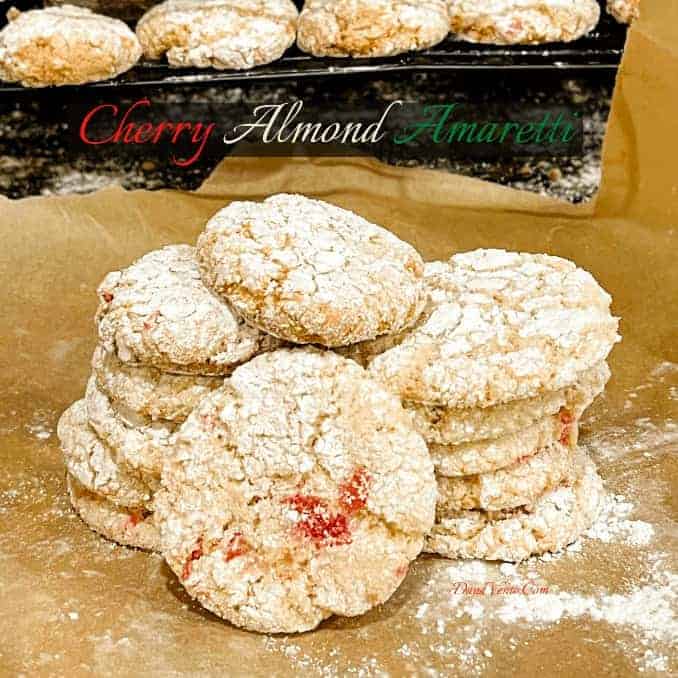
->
[[447, 0, 600, 45], [67, 474, 160, 552], [58, 400, 152, 509], [432, 411, 576, 477], [197, 194, 427, 347], [85, 376, 176, 488], [410, 360, 610, 446], [96, 245, 279, 374], [436, 441, 576, 512], [156, 348, 436, 633], [368, 250, 620, 408], [92, 344, 223, 423], [425, 450, 603, 562], [0, 5, 141, 87], [607, 0, 639, 24], [297, 0, 449, 58], [136, 0, 298, 69]]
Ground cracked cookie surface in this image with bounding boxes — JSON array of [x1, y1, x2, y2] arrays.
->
[[67, 474, 160, 552], [297, 0, 449, 58], [0, 5, 141, 87], [58, 400, 152, 509], [368, 250, 620, 408], [156, 348, 436, 633], [136, 0, 298, 69], [447, 0, 600, 45], [426, 449, 603, 562], [96, 244, 279, 374], [197, 194, 427, 347], [92, 344, 223, 423]]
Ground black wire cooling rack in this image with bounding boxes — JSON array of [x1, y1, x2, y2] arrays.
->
[[0, 1, 626, 93]]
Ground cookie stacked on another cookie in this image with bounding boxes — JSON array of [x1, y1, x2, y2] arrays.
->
[[347, 249, 620, 562], [58, 244, 281, 551]]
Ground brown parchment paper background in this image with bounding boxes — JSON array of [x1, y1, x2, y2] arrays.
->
[[0, 4, 676, 677]]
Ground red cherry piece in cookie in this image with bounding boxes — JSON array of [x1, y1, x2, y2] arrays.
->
[[338, 467, 371, 515], [284, 494, 352, 548]]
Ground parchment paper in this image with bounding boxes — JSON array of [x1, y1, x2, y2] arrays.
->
[[0, 3, 676, 676]]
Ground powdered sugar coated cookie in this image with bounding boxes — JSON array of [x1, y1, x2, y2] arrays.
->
[[136, 0, 298, 69], [0, 5, 141, 87], [157, 348, 436, 633], [197, 194, 427, 347]]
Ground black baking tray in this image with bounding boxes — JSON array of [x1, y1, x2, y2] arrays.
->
[[0, 1, 626, 94]]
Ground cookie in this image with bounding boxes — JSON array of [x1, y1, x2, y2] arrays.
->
[[197, 194, 426, 348], [156, 348, 436, 633], [58, 400, 152, 509], [92, 344, 223, 423], [67, 474, 160, 552], [136, 0, 298, 69], [447, 0, 600, 45], [607, 0, 639, 24], [297, 0, 449, 58], [436, 441, 576, 512], [431, 411, 576, 477], [368, 250, 620, 408], [425, 450, 603, 562], [409, 360, 610, 446], [0, 6, 141, 87], [85, 376, 176, 488], [96, 245, 279, 374]]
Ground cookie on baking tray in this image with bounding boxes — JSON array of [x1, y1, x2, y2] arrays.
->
[[367, 250, 620, 409], [447, 0, 601, 45], [607, 0, 640, 24], [67, 474, 160, 552], [156, 348, 436, 633], [0, 5, 141, 87], [426, 449, 603, 562], [136, 0, 298, 69], [196, 194, 427, 347], [58, 400, 153, 510], [95, 245, 279, 375], [92, 344, 223, 423], [297, 0, 450, 58]]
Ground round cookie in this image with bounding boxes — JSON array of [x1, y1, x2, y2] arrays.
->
[[368, 250, 620, 409], [58, 400, 152, 509], [409, 360, 610, 446], [85, 376, 176, 488], [607, 0, 639, 24], [196, 194, 427, 347], [136, 0, 298, 69], [92, 344, 223, 423], [425, 450, 603, 562], [447, 0, 601, 45], [0, 6, 141, 87], [436, 441, 576, 512], [431, 411, 576, 477], [156, 348, 436, 633], [297, 0, 449, 58], [96, 244, 279, 374], [67, 474, 160, 552]]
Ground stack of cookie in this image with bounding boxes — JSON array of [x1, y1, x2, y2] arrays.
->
[[351, 249, 620, 562], [58, 195, 621, 632], [59, 244, 282, 551]]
